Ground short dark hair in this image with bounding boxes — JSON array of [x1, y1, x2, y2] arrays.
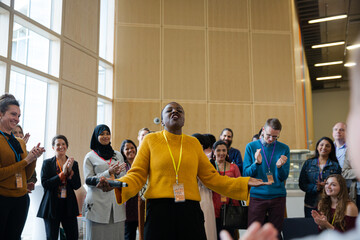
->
[[192, 133, 210, 150], [161, 102, 182, 120], [0, 93, 19, 114], [264, 118, 282, 131], [220, 128, 234, 137], [52, 135, 69, 148], [204, 133, 216, 148]]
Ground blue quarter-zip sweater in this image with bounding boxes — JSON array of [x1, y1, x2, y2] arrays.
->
[[243, 139, 290, 199]]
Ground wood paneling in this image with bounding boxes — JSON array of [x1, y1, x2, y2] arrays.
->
[[173, 102, 208, 135], [208, 0, 248, 29], [114, 26, 160, 99], [112, 101, 162, 149], [163, 29, 206, 100], [252, 33, 294, 103], [62, 43, 97, 92], [251, 0, 290, 31], [254, 104, 297, 149], [64, 0, 99, 52], [209, 103, 253, 154], [116, 0, 160, 25], [209, 31, 250, 101], [59, 86, 97, 179], [164, 0, 205, 27]]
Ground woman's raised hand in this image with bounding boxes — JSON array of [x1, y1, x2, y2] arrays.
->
[[25, 143, 45, 165]]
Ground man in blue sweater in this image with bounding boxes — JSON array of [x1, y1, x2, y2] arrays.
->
[[219, 128, 243, 174], [243, 118, 290, 236]]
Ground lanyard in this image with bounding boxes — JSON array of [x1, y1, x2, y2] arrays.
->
[[0, 130, 21, 162], [331, 212, 336, 225], [92, 150, 112, 165], [163, 131, 183, 184], [261, 141, 276, 172], [215, 161, 226, 176], [317, 158, 326, 180], [56, 158, 63, 172]]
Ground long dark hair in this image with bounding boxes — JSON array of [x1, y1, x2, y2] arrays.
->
[[210, 140, 230, 166], [311, 136, 338, 163], [120, 139, 137, 163]]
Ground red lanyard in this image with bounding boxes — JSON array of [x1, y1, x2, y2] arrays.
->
[[92, 150, 112, 165]]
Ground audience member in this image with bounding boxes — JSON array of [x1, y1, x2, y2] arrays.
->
[[100, 102, 267, 240], [83, 124, 127, 240], [204, 133, 216, 158], [211, 140, 241, 239], [333, 122, 347, 168], [299, 137, 341, 217], [12, 124, 37, 192], [137, 127, 150, 146], [219, 128, 243, 174], [0, 93, 45, 239], [243, 118, 290, 237], [37, 135, 81, 240], [120, 139, 139, 240], [311, 174, 358, 232]]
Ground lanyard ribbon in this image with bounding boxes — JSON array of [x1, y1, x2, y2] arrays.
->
[[317, 158, 326, 180], [0, 130, 21, 162], [215, 161, 226, 176], [261, 141, 276, 172], [163, 131, 183, 184], [92, 150, 112, 165]]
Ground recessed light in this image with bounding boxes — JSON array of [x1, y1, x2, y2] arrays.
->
[[346, 44, 360, 50], [314, 61, 343, 67], [312, 42, 345, 48], [316, 75, 342, 81], [308, 15, 347, 24], [344, 62, 356, 67]]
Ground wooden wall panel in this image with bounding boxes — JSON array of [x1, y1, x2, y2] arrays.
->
[[251, 0, 290, 31], [173, 102, 208, 135], [59, 86, 97, 179], [164, 0, 205, 26], [112, 101, 162, 149], [116, 0, 160, 24], [163, 29, 206, 100], [254, 104, 297, 149], [62, 43, 97, 92], [64, 0, 99, 52], [114, 26, 160, 99], [208, 0, 248, 29], [209, 31, 250, 101], [252, 33, 294, 103], [209, 103, 253, 154]]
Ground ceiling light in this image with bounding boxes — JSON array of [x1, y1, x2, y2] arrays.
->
[[314, 61, 343, 67], [312, 42, 345, 48], [346, 44, 360, 50], [344, 62, 356, 67], [308, 15, 347, 24], [316, 75, 342, 81]]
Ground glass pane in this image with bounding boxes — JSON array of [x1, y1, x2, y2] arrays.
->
[[97, 99, 112, 129], [12, 21, 60, 77], [0, 7, 9, 57], [14, 0, 62, 33], [0, 61, 6, 94], [98, 61, 113, 98], [0, 0, 10, 6], [99, 0, 114, 63]]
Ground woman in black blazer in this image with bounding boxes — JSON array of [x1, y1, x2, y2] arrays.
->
[[37, 135, 81, 240]]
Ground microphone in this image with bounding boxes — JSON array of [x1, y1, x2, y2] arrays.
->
[[85, 177, 128, 188]]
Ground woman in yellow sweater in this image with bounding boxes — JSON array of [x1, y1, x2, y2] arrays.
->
[[100, 102, 268, 240], [0, 94, 45, 239]]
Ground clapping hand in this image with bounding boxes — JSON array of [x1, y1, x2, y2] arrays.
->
[[276, 155, 287, 168], [26, 143, 45, 165], [23, 133, 30, 144], [311, 210, 333, 230], [316, 180, 325, 191], [255, 149, 262, 164]]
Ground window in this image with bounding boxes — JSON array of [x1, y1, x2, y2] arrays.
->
[[97, 99, 112, 129], [0, 61, 5, 94], [12, 16, 60, 77], [0, 0, 10, 6], [9, 67, 58, 176], [99, 0, 114, 63], [98, 61, 113, 98], [14, 0, 62, 33], [0, 7, 9, 57]]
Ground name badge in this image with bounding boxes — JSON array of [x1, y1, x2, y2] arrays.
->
[[60, 186, 67, 198], [173, 183, 185, 202], [266, 172, 274, 183], [221, 195, 227, 202], [15, 173, 23, 188]]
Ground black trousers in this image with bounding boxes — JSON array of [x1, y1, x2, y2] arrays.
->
[[0, 194, 30, 240], [125, 221, 138, 240], [144, 198, 206, 240]]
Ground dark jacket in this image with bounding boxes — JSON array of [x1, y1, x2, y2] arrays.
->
[[37, 156, 81, 219], [299, 158, 341, 207]]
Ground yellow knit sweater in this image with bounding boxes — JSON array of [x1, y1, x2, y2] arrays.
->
[[115, 130, 250, 204], [0, 136, 33, 197]]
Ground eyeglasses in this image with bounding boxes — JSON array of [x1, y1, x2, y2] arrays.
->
[[264, 132, 280, 140]]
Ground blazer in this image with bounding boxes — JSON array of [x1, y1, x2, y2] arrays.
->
[[37, 156, 81, 219], [83, 150, 126, 223]]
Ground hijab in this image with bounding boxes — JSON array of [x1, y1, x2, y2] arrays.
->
[[90, 124, 114, 160]]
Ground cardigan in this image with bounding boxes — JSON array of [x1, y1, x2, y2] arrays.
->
[[115, 130, 250, 204], [83, 150, 126, 223], [37, 156, 81, 219], [0, 136, 33, 197]]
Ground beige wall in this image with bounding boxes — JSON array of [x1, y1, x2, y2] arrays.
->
[[113, 0, 311, 154], [312, 89, 350, 143]]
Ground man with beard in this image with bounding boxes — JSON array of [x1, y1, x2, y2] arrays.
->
[[219, 128, 243, 174]]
